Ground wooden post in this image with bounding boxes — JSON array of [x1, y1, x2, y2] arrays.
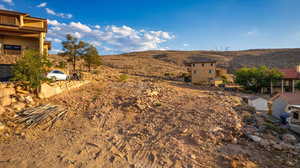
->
[[281, 79, 284, 94], [39, 33, 44, 55], [292, 79, 295, 93], [268, 101, 272, 115], [270, 80, 273, 95]]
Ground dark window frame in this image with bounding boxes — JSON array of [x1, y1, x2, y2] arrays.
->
[[293, 112, 299, 120]]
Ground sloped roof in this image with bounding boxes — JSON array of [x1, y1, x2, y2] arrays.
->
[[186, 58, 217, 64], [272, 92, 300, 105], [279, 68, 300, 79], [0, 9, 28, 16]]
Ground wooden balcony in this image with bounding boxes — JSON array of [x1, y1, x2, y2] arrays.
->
[[0, 15, 19, 26], [0, 14, 47, 33]]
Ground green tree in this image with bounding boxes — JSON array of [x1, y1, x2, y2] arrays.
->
[[83, 45, 102, 71], [60, 34, 87, 72], [57, 61, 66, 69], [235, 66, 282, 92], [296, 81, 300, 90], [11, 50, 52, 93]]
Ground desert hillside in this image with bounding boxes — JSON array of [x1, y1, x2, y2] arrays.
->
[[102, 48, 300, 73]]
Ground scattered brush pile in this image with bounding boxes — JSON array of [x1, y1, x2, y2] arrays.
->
[[16, 104, 67, 129], [0, 104, 67, 141]]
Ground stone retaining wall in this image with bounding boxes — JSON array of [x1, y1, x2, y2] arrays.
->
[[0, 80, 90, 114], [0, 83, 15, 107], [38, 80, 90, 99]]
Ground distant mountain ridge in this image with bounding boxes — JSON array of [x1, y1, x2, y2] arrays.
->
[[106, 48, 300, 72]]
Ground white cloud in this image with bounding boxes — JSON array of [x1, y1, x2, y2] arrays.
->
[[95, 25, 101, 29], [70, 22, 92, 32], [2, 0, 13, 5], [45, 8, 72, 19], [183, 43, 189, 47], [45, 8, 55, 15], [245, 29, 259, 36], [46, 37, 61, 43], [47, 20, 175, 54], [37, 2, 47, 8], [90, 41, 101, 47], [51, 49, 62, 53], [47, 19, 61, 26], [73, 32, 82, 38]]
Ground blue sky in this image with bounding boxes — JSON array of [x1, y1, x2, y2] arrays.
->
[[1, 0, 300, 54]]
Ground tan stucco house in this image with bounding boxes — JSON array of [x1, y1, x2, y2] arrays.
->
[[186, 58, 233, 85], [187, 58, 217, 84], [0, 9, 51, 64]]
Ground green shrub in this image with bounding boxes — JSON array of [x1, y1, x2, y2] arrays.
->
[[263, 122, 288, 134], [235, 66, 282, 92], [57, 61, 66, 68], [11, 50, 52, 93], [119, 74, 129, 82], [242, 113, 255, 124]]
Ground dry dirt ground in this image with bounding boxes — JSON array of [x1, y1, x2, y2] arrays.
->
[[0, 68, 299, 168]]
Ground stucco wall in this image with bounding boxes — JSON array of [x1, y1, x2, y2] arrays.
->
[[272, 98, 288, 118], [249, 98, 268, 112], [0, 35, 39, 50], [191, 63, 216, 84], [0, 35, 39, 64]]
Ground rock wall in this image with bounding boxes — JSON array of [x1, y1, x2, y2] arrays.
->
[[0, 83, 15, 107], [0, 80, 90, 114], [38, 80, 90, 99]]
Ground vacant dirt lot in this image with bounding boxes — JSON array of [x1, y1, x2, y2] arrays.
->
[[0, 67, 299, 168]]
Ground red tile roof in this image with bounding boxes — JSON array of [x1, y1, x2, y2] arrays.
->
[[279, 68, 300, 79]]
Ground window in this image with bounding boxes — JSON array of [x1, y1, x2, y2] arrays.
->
[[208, 70, 213, 74], [192, 64, 195, 67], [211, 63, 214, 66], [53, 70, 64, 74], [194, 70, 197, 74], [3, 44, 22, 56], [202, 64, 204, 67], [293, 112, 299, 120]]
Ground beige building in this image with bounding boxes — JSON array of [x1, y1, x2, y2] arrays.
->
[[187, 59, 217, 84], [0, 9, 51, 64], [186, 58, 234, 85]]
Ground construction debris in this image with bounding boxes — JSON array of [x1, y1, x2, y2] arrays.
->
[[16, 104, 67, 129]]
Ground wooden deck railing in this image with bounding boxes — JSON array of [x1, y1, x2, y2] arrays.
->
[[0, 15, 18, 26]]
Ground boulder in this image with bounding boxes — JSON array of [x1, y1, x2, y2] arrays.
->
[[0, 122, 5, 131], [248, 135, 262, 143], [24, 96, 34, 104], [0, 96, 12, 106], [16, 95, 26, 102], [13, 102, 26, 111], [0, 88, 15, 97], [282, 134, 297, 144], [0, 105, 5, 115]]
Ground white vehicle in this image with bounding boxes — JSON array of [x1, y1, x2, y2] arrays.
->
[[47, 70, 68, 81], [287, 105, 300, 134]]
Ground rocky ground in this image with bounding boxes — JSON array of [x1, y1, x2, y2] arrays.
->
[[0, 66, 299, 168]]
